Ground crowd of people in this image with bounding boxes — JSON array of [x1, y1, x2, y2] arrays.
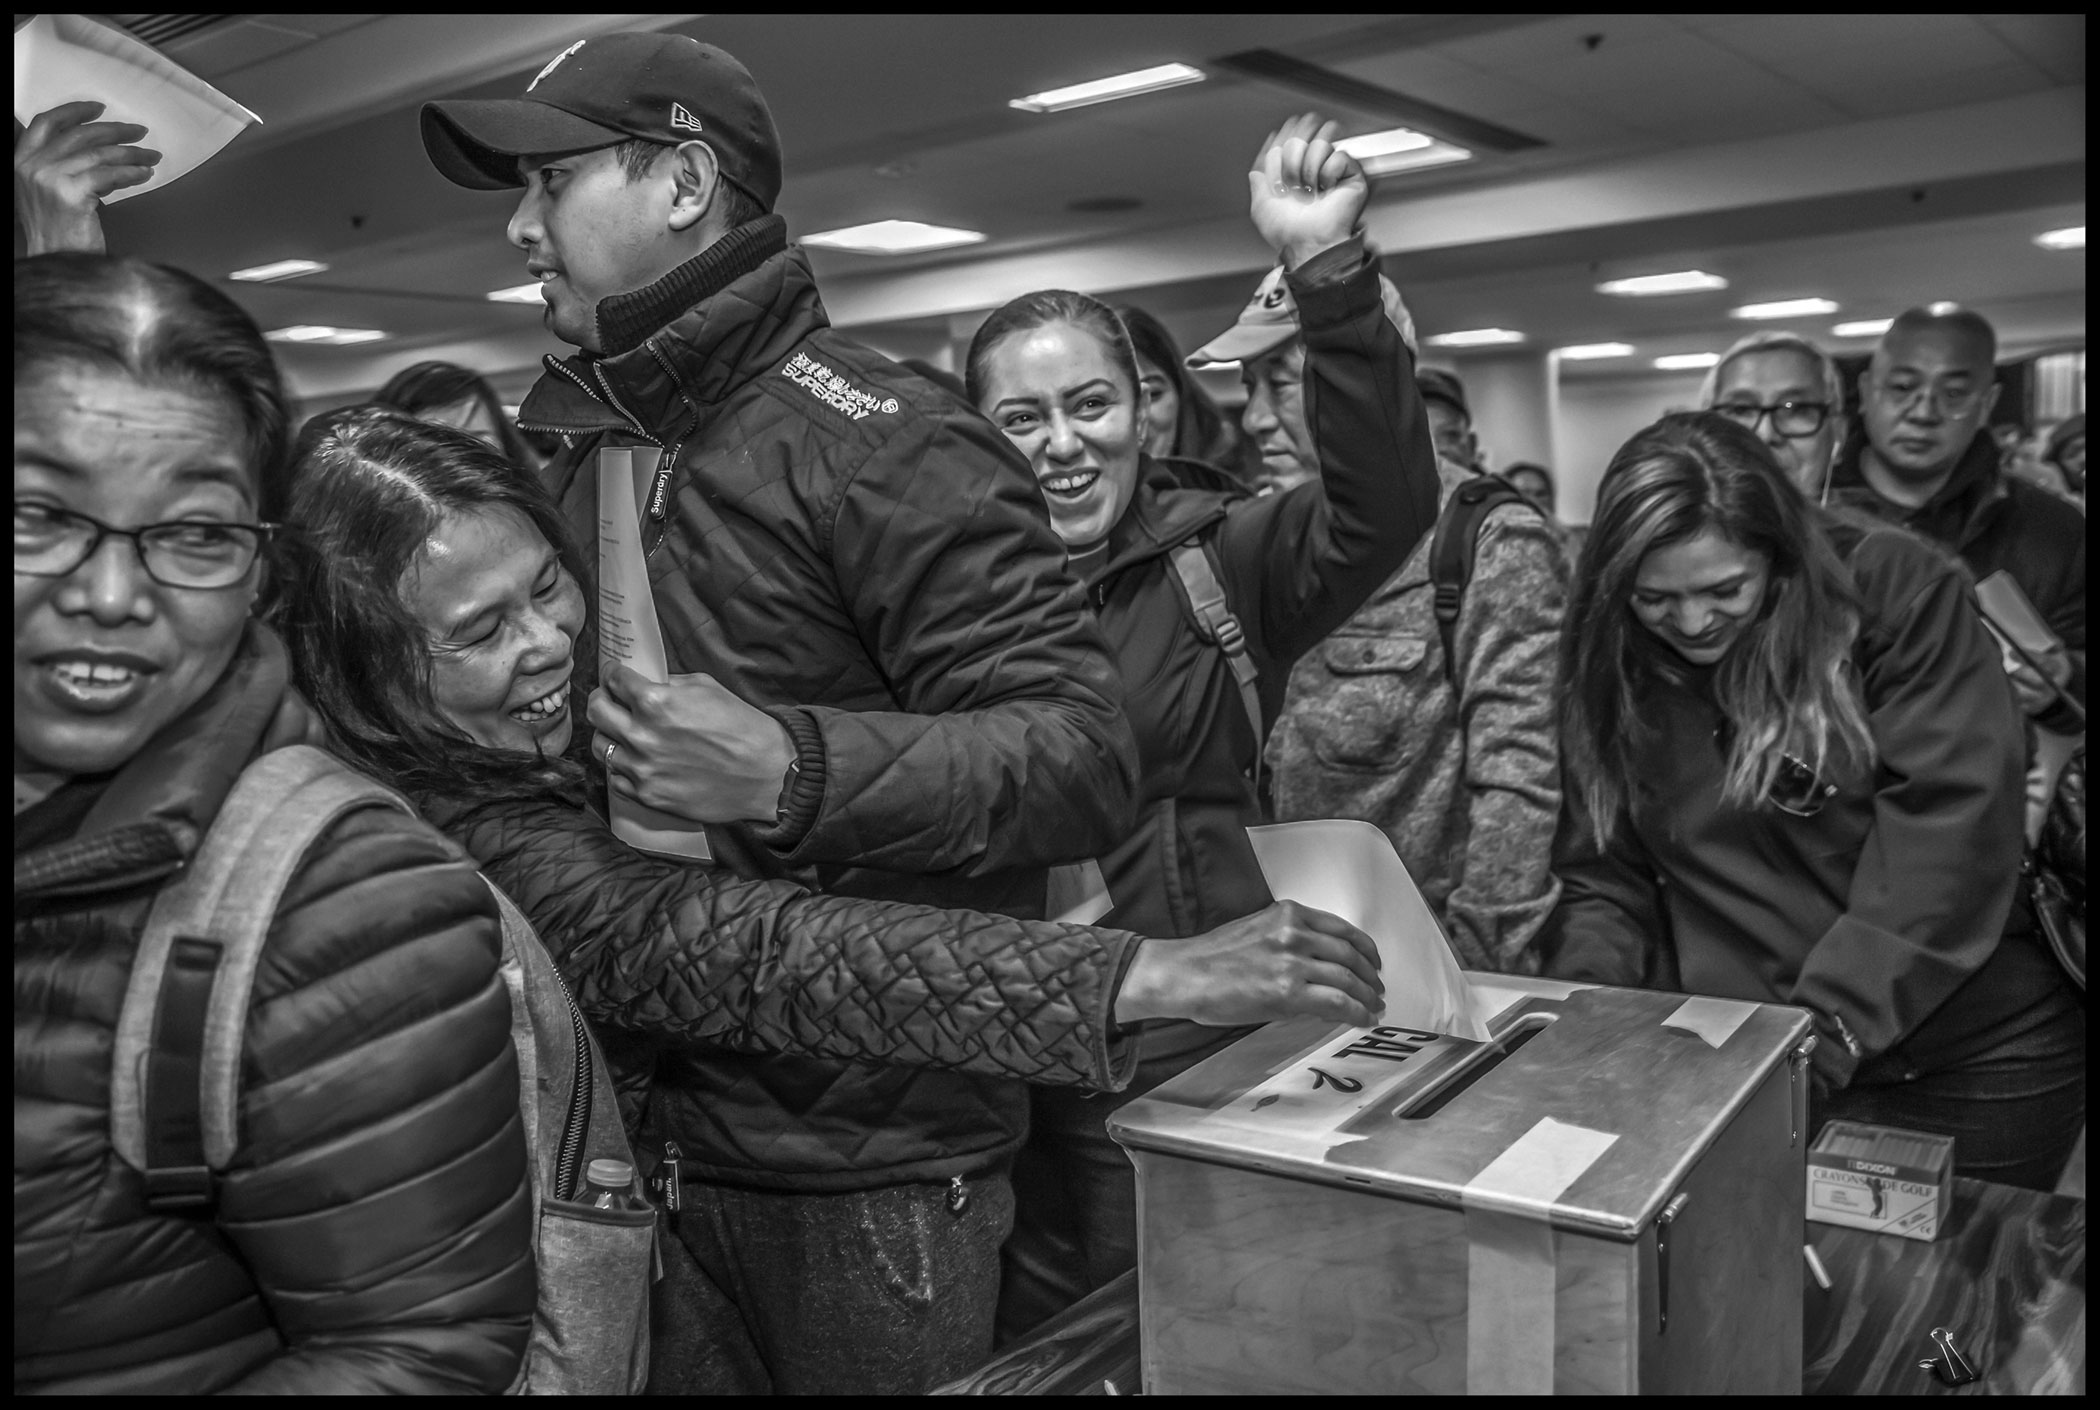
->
[[14, 29, 2085, 1397]]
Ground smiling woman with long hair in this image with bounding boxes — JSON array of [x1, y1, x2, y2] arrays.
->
[[1544, 411, 2084, 1190]]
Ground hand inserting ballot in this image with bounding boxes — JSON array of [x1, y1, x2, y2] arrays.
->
[[1113, 899, 1385, 1030]]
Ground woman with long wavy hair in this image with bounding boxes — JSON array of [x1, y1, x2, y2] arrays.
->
[[1542, 412, 2083, 1190]]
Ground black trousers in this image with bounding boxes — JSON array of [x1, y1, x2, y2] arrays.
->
[[1815, 998, 2086, 1192]]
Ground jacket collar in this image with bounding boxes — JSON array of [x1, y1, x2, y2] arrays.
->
[[517, 216, 819, 441], [1829, 425, 2006, 549], [14, 622, 309, 900], [1093, 458, 1235, 578]]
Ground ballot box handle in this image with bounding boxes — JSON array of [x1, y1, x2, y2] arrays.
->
[[1787, 1037, 1817, 1147], [1655, 1191, 1691, 1334]]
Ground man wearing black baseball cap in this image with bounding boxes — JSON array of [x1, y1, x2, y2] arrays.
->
[[422, 30, 1140, 1395]]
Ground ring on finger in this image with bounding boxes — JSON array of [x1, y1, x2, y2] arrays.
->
[[604, 740, 618, 765]]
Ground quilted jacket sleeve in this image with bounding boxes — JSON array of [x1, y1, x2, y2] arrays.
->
[[443, 791, 1142, 1089], [1216, 245, 1443, 670], [216, 805, 534, 1394], [782, 402, 1141, 876]]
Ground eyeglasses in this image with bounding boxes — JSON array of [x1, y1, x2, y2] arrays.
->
[[1873, 378, 1985, 418], [14, 502, 273, 590], [1768, 752, 1839, 818], [1712, 400, 1831, 438]]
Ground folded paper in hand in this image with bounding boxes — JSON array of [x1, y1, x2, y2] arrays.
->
[[1248, 819, 1487, 1040], [14, 14, 260, 203], [599, 447, 711, 862]]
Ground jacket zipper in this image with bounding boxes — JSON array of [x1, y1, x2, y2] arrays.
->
[[551, 965, 593, 1202], [589, 361, 661, 448], [517, 357, 646, 439]]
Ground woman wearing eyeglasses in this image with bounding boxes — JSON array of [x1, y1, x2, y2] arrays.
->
[[1542, 411, 2084, 1191], [15, 256, 536, 1391], [1701, 330, 1846, 500]]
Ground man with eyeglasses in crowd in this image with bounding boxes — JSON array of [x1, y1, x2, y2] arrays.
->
[[1825, 305, 2084, 734]]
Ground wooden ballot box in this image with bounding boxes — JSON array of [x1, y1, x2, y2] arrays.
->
[[1107, 976, 1817, 1395]]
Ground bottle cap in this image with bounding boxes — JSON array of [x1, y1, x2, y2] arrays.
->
[[585, 1157, 634, 1188]]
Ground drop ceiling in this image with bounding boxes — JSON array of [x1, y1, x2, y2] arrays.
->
[[94, 13, 2085, 407]]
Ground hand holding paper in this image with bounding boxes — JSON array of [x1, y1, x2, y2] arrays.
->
[[1248, 819, 1487, 1040], [588, 665, 796, 825], [13, 100, 160, 254], [14, 14, 258, 207], [1113, 900, 1385, 1029]]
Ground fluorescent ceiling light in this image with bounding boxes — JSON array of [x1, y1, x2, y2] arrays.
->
[[1732, 297, 1839, 320], [1654, 352, 1720, 371], [2035, 225, 2085, 251], [1556, 342, 1636, 360], [1597, 270, 1729, 296], [1831, 318, 1894, 338], [1424, 327, 1525, 348], [1010, 62, 1204, 113], [801, 219, 987, 255], [487, 282, 547, 303], [264, 324, 386, 346], [1335, 127, 1472, 177], [228, 258, 327, 283]]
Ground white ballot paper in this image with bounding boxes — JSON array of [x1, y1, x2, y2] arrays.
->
[[15, 14, 260, 203], [598, 447, 712, 862], [1248, 819, 1488, 1041]]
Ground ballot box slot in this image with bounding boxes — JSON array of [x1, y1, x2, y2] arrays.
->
[[1393, 1013, 1554, 1121]]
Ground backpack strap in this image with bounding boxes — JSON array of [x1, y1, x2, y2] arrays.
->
[[485, 879, 599, 1205], [1429, 476, 1536, 689], [1169, 539, 1265, 781], [111, 745, 410, 1211]]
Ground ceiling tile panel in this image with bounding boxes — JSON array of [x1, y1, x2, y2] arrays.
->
[[1326, 49, 1550, 119], [1974, 14, 2088, 85], [1829, 62, 2062, 121], [1431, 14, 1688, 73], [1699, 13, 2032, 100]]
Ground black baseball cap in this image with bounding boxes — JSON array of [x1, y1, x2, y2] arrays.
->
[[421, 32, 782, 209], [1416, 367, 1471, 422]]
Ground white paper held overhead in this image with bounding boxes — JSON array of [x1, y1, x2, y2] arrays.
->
[[1247, 819, 1487, 1040], [14, 14, 260, 203]]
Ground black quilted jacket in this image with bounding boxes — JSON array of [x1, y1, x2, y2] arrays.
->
[[515, 218, 1141, 1188], [14, 626, 534, 1393], [415, 783, 1146, 1174]]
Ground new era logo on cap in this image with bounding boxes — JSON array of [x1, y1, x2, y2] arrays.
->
[[670, 102, 704, 133]]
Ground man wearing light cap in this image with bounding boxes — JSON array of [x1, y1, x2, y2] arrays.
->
[[1188, 262, 1420, 494], [421, 30, 1140, 1394], [1202, 264, 1571, 976]]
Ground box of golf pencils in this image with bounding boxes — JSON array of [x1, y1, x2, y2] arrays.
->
[[1806, 1121, 1953, 1242]]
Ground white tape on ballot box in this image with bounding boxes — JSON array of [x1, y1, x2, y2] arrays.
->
[[1460, 1117, 1621, 1396]]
